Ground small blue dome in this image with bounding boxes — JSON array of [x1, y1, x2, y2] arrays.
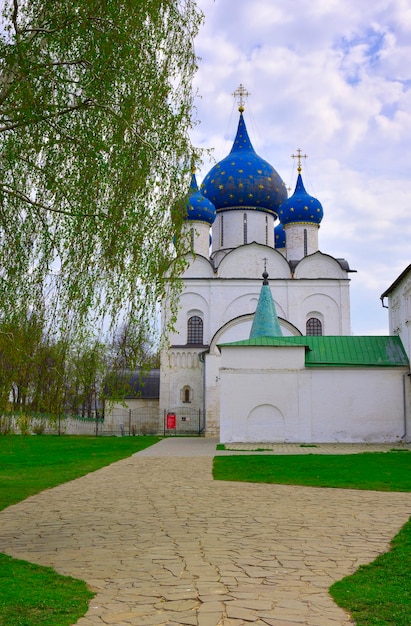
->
[[184, 173, 216, 225], [201, 113, 287, 217], [274, 222, 286, 248], [278, 173, 323, 225]]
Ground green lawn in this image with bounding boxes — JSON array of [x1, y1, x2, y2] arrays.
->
[[213, 450, 411, 491], [0, 435, 160, 626], [213, 451, 411, 626]]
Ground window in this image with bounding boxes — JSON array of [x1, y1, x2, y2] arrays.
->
[[190, 227, 194, 250], [306, 317, 322, 336], [187, 316, 203, 344], [182, 386, 191, 403], [243, 213, 247, 244], [220, 214, 224, 247], [265, 215, 268, 245], [304, 228, 308, 257]]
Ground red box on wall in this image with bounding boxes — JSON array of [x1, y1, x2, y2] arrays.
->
[[166, 413, 176, 429]]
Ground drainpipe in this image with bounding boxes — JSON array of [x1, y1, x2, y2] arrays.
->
[[403, 372, 410, 441], [199, 351, 207, 434]]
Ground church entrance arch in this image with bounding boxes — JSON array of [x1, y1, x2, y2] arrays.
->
[[247, 404, 285, 442]]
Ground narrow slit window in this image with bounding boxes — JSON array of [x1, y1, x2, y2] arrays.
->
[[183, 386, 191, 403]]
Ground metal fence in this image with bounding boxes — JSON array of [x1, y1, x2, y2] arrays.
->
[[0, 412, 104, 436], [103, 406, 205, 436], [1, 407, 205, 437], [162, 406, 205, 436]]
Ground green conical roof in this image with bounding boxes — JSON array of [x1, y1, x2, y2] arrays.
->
[[249, 273, 283, 338]]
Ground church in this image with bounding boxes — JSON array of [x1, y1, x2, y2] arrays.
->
[[158, 89, 410, 443]]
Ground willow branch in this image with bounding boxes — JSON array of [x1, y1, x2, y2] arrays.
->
[[0, 183, 100, 218], [0, 99, 93, 132]]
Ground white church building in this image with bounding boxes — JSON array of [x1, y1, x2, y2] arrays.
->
[[159, 96, 410, 444]]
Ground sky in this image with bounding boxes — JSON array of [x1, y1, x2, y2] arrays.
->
[[190, 0, 411, 335]]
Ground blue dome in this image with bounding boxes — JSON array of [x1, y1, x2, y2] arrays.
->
[[278, 173, 323, 225], [184, 173, 216, 225], [201, 113, 287, 217], [274, 222, 286, 248]]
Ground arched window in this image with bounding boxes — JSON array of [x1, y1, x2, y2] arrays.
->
[[304, 228, 308, 257], [187, 316, 203, 344], [243, 213, 247, 244], [182, 386, 191, 403], [306, 317, 322, 336], [220, 215, 224, 247]]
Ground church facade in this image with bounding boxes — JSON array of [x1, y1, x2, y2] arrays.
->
[[159, 104, 410, 442]]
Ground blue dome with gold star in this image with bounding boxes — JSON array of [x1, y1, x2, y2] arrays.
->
[[184, 173, 216, 225], [278, 173, 323, 225], [201, 113, 287, 217], [274, 222, 286, 248]]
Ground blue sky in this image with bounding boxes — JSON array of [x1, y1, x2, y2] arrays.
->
[[190, 0, 411, 335]]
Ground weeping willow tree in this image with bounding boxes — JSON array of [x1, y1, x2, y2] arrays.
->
[[0, 0, 202, 353]]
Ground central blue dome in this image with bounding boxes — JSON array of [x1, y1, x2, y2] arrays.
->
[[201, 113, 287, 217]]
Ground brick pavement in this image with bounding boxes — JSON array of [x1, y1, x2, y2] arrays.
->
[[1, 438, 411, 625]]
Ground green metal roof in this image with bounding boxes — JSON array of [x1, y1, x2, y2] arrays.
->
[[217, 335, 409, 367], [249, 282, 283, 338]]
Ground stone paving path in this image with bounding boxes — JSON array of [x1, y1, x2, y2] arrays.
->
[[1, 439, 411, 625]]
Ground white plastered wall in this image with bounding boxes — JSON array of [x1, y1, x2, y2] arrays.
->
[[219, 345, 409, 443]]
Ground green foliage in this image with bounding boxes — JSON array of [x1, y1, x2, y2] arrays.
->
[[0, 0, 202, 344], [212, 451, 411, 491]]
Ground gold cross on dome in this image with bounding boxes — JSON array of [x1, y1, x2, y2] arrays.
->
[[232, 83, 250, 112], [291, 148, 308, 173]]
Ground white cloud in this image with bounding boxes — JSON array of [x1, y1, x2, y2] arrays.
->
[[192, 0, 411, 334]]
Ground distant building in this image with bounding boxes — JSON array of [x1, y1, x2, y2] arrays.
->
[[381, 264, 411, 364]]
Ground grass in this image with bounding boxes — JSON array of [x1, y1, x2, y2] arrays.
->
[[330, 516, 411, 626], [0, 435, 160, 626], [213, 451, 411, 491], [213, 451, 411, 626], [0, 553, 94, 626]]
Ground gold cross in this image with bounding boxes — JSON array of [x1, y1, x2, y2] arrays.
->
[[291, 148, 308, 173], [232, 83, 250, 112]]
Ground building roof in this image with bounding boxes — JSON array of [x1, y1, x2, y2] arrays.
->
[[201, 112, 287, 216], [380, 263, 411, 299], [249, 273, 283, 338], [217, 335, 409, 367], [183, 173, 216, 225], [278, 172, 323, 226], [105, 368, 160, 399]]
